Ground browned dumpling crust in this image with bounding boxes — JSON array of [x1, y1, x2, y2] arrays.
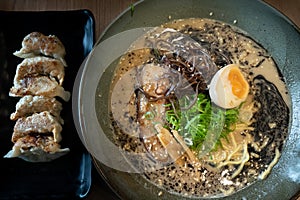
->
[[10, 95, 63, 123], [9, 76, 70, 102], [14, 56, 65, 85], [12, 111, 62, 143], [4, 135, 69, 162], [5, 32, 70, 162], [13, 32, 67, 66]]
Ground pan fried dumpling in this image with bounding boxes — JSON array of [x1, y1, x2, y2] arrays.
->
[[14, 57, 65, 85], [5, 31, 70, 162], [12, 111, 62, 143], [13, 32, 67, 66], [9, 76, 70, 102], [4, 135, 70, 162], [10, 95, 63, 124]]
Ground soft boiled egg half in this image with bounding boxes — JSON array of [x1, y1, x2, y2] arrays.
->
[[209, 64, 249, 109]]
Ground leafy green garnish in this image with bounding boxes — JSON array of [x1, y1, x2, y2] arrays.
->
[[165, 93, 239, 152], [130, 3, 135, 17]]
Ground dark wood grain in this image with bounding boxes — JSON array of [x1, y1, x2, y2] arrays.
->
[[0, 0, 299, 199], [0, 0, 136, 39], [0, 0, 299, 39], [264, 0, 300, 28]]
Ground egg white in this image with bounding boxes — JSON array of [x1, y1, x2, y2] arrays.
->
[[209, 64, 248, 109]]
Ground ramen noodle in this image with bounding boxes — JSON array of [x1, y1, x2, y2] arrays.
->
[[108, 18, 290, 197]]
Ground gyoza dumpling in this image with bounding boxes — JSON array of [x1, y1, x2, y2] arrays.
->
[[9, 76, 70, 102], [10, 95, 63, 124], [14, 56, 65, 85], [12, 111, 62, 143], [4, 135, 70, 162], [13, 32, 67, 66]]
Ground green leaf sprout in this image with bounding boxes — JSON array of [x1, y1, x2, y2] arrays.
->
[[165, 93, 239, 152]]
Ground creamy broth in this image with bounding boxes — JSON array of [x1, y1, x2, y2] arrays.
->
[[109, 18, 290, 197]]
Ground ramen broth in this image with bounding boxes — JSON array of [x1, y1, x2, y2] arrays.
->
[[108, 18, 290, 197]]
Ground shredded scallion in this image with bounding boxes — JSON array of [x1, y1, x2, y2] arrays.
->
[[165, 93, 239, 152]]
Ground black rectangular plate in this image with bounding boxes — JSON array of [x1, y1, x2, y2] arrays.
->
[[0, 10, 95, 199]]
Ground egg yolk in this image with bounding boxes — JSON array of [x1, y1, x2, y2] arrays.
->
[[228, 67, 249, 99]]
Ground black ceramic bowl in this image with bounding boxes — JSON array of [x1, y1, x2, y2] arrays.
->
[[73, 0, 300, 199]]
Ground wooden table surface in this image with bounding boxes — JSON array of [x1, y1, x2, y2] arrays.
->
[[0, 0, 299, 200], [1, 0, 299, 39]]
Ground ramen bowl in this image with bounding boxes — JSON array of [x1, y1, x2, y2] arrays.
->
[[73, 0, 300, 199]]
